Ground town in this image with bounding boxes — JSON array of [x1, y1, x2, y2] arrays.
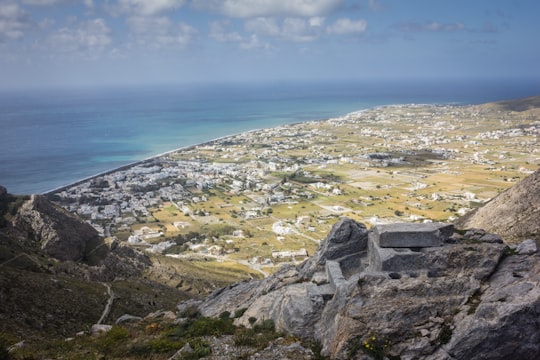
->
[[50, 102, 539, 275]]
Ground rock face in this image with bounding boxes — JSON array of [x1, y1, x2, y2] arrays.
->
[[456, 167, 540, 243], [183, 218, 540, 359], [13, 195, 103, 261]]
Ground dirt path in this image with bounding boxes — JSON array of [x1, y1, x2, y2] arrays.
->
[[97, 283, 114, 325]]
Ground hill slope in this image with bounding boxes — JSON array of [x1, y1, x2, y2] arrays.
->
[[456, 167, 540, 243]]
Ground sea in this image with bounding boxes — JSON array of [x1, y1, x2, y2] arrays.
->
[[1, 79, 539, 195]]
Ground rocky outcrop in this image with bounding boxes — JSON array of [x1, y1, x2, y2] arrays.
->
[[182, 218, 540, 359], [456, 167, 540, 243], [13, 195, 103, 262]]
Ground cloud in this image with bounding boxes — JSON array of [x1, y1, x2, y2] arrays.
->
[[326, 18, 367, 35], [397, 21, 465, 32], [193, 0, 342, 18], [0, 2, 32, 42], [46, 18, 112, 56], [126, 16, 197, 48], [239, 33, 273, 50], [113, 0, 186, 16], [209, 20, 273, 50], [21, 0, 70, 5], [209, 20, 244, 42], [245, 16, 324, 42]]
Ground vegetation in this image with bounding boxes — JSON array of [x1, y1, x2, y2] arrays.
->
[[7, 313, 286, 359]]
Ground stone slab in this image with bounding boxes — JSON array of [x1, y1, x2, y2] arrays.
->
[[370, 222, 453, 248], [326, 260, 346, 289], [368, 237, 427, 272]]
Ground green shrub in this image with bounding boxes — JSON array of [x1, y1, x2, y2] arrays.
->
[[234, 328, 257, 347], [254, 319, 275, 332], [219, 311, 231, 319], [234, 308, 247, 318], [437, 323, 452, 345], [96, 325, 130, 354], [348, 333, 389, 360]]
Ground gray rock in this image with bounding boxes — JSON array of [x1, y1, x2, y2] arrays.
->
[[326, 260, 346, 289], [235, 283, 327, 340], [317, 218, 368, 262], [169, 342, 193, 360], [90, 324, 112, 336], [299, 217, 368, 278], [370, 222, 453, 248], [188, 218, 538, 360], [368, 236, 427, 272], [0, 185, 7, 197], [516, 239, 538, 255], [479, 233, 503, 244], [436, 254, 540, 359]]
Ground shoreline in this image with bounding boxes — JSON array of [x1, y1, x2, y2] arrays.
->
[[42, 102, 463, 196], [43, 123, 316, 195]]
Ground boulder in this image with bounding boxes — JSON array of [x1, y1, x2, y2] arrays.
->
[[516, 239, 538, 255], [369, 222, 453, 248], [299, 217, 368, 278], [315, 217, 368, 262], [90, 324, 112, 336]]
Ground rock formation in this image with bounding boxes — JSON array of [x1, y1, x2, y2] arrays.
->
[[456, 167, 540, 243], [13, 194, 103, 262], [182, 218, 540, 359]]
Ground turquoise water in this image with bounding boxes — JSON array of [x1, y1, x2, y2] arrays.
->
[[1, 79, 539, 194]]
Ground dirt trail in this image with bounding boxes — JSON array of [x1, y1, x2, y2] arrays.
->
[[97, 283, 114, 325]]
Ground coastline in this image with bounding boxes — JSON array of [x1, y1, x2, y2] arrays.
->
[[43, 123, 317, 195], [43, 102, 469, 196]]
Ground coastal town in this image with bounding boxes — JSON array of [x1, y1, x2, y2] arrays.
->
[[50, 102, 539, 274]]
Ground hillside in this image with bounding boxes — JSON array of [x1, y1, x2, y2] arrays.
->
[[470, 94, 540, 113], [0, 186, 256, 352], [456, 167, 540, 243]]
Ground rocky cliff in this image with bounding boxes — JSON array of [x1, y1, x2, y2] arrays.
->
[[182, 218, 540, 359], [456, 167, 540, 243], [12, 194, 104, 262]]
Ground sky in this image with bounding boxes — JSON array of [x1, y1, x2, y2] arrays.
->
[[0, 0, 539, 89]]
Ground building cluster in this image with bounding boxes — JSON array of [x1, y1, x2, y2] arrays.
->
[[51, 103, 537, 261]]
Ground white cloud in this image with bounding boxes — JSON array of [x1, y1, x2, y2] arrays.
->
[[326, 18, 367, 35], [126, 16, 197, 48], [114, 0, 186, 16], [245, 16, 324, 42], [193, 0, 342, 18], [397, 21, 465, 32], [47, 18, 112, 56], [0, 3, 31, 42], [245, 17, 280, 36], [22, 0, 70, 5], [209, 20, 243, 42], [209, 20, 273, 50]]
